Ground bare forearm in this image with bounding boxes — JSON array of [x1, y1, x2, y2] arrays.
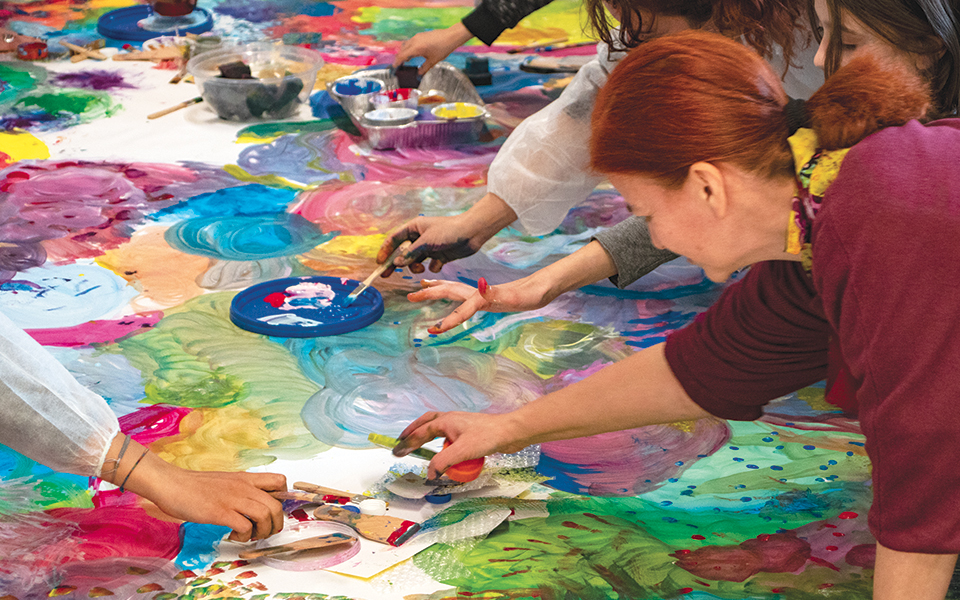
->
[[501, 343, 710, 448], [511, 240, 618, 306], [874, 543, 957, 600], [461, 192, 520, 240]]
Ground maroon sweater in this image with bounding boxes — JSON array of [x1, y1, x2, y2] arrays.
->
[[665, 119, 960, 553]]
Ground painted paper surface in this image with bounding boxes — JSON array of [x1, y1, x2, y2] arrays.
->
[[0, 0, 890, 598]]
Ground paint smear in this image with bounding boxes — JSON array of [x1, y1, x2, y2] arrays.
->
[[2, 89, 120, 132], [25, 312, 163, 346], [0, 131, 50, 167], [50, 69, 137, 91]]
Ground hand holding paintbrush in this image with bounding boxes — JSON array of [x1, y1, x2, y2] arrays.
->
[[342, 240, 412, 306]]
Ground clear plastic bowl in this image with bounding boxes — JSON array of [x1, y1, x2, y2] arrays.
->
[[187, 42, 323, 121]]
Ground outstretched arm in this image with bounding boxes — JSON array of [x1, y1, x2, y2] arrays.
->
[[395, 343, 710, 477], [410, 239, 617, 333], [873, 544, 957, 600], [100, 433, 286, 542]]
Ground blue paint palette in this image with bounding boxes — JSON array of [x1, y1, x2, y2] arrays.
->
[[230, 276, 384, 338], [97, 5, 213, 41]]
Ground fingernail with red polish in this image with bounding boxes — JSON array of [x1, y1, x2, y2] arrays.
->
[[478, 277, 488, 295]]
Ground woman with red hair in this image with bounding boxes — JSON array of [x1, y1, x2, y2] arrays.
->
[[395, 31, 960, 598]]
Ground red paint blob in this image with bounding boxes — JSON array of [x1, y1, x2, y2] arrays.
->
[[691, 535, 706, 540], [263, 292, 288, 307], [826, 546, 838, 551], [838, 511, 859, 519]]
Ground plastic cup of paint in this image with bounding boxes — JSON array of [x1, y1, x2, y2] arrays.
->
[[362, 107, 418, 127], [430, 102, 485, 120], [418, 90, 448, 105], [329, 76, 383, 118], [372, 88, 421, 110], [358, 498, 388, 516]]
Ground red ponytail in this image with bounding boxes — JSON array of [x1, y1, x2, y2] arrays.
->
[[591, 30, 933, 183]]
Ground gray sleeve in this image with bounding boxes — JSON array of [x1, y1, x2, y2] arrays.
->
[[593, 217, 678, 288]]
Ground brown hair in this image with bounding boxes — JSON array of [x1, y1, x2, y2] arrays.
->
[[590, 30, 931, 186], [586, 0, 807, 65], [810, 0, 959, 115]]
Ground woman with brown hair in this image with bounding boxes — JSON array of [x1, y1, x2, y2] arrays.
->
[[378, 0, 812, 278], [395, 31, 960, 598]]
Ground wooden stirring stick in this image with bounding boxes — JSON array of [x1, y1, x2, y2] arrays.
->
[[62, 41, 107, 62], [238, 533, 354, 559]]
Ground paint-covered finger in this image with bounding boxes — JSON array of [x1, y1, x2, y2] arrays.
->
[[395, 412, 441, 451], [408, 262, 426, 274], [428, 258, 444, 273], [377, 227, 418, 264], [430, 294, 485, 334]]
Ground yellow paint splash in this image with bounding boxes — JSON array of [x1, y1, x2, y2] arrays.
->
[[222, 164, 309, 190], [96, 226, 210, 312], [154, 405, 276, 471], [316, 233, 387, 258], [0, 131, 49, 166]]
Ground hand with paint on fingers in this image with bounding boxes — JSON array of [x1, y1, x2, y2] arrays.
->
[[376, 192, 519, 276], [151, 469, 288, 542], [393, 411, 528, 479], [100, 433, 287, 542], [411, 276, 556, 334], [393, 22, 475, 75]]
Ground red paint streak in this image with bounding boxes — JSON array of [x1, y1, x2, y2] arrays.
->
[[823, 523, 837, 528], [503, 547, 533, 551], [693, 580, 712, 587], [584, 513, 615, 526], [557, 535, 570, 540], [527, 539, 552, 545], [691, 535, 706, 540], [235, 571, 257, 579], [488, 559, 527, 563], [501, 569, 531, 577], [264, 292, 287, 307], [838, 511, 859, 519], [387, 520, 419, 546], [808, 556, 841, 571], [833, 531, 845, 537], [561, 521, 590, 531], [322, 495, 351, 505], [819, 583, 835, 589], [174, 570, 197, 580], [291, 509, 311, 522], [825, 546, 838, 551], [25, 312, 164, 347], [674, 549, 691, 555], [679, 588, 693, 594]]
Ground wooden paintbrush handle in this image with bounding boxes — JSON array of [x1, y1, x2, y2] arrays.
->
[[238, 533, 354, 559], [360, 239, 412, 287], [293, 482, 362, 503], [313, 505, 420, 547]]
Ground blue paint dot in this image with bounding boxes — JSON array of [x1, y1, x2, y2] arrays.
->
[[779, 479, 787, 482], [735, 484, 746, 489], [848, 441, 865, 446], [828, 460, 837, 465], [846, 451, 854, 456], [729, 446, 739, 450], [697, 454, 708, 458], [668, 478, 678, 483], [675, 461, 684, 466], [771, 431, 780, 435], [819, 465, 828, 470], [816, 477, 826, 482], [393, 321, 400, 325], [740, 497, 752, 502], [762, 437, 773, 442], [428, 334, 437, 338], [746, 464, 759, 469], [803, 445, 816, 450], [402, 276, 413, 280], [785, 422, 796, 426], [660, 501, 673, 506], [770, 465, 783, 471], [662, 517, 678, 523], [775, 445, 785, 450], [414, 344, 421, 347], [687, 485, 697, 489], [413, 338, 422, 342], [680, 490, 693, 496], [732, 457, 744, 462]]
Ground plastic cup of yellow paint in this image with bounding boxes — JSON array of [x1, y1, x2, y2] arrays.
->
[[430, 102, 485, 120]]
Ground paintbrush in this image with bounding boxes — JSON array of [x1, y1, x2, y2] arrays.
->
[[271, 490, 354, 505], [147, 96, 202, 120], [238, 532, 354, 559], [506, 37, 568, 54], [293, 482, 373, 504], [341, 239, 412, 306], [313, 505, 420, 546], [535, 40, 597, 52]]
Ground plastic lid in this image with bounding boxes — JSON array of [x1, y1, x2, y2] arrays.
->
[[97, 5, 213, 41], [230, 276, 384, 338]]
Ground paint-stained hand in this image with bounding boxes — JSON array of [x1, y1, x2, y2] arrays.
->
[[393, 411, 528, 479], [153, 470, 287, 542], [393, 22, 474, 75], [376, 216, 492, 276], [410, 276, 554, 334]]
